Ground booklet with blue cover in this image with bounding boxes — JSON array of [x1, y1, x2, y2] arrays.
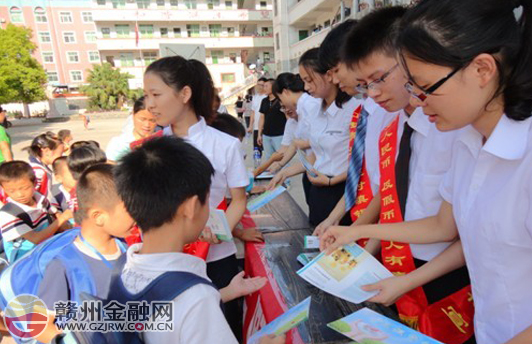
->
[[247, 186, 286, 213]]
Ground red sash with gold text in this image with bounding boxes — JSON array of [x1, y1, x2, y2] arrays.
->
[[378, 115, 474, 344]]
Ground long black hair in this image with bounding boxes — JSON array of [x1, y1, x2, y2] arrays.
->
[[319, 19, 358, 71], [145, 56, 215, 123], [397, 0, 532, 121], [299, 48, 351, 108], [272, 73, 305, 97]]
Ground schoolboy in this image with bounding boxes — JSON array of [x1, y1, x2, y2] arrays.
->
[[114, 136, 280, 344], [0, 161, 70, 262], [51, 157, 75, 213]]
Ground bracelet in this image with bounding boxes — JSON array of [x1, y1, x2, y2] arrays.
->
[[328, 177, 332, 187]]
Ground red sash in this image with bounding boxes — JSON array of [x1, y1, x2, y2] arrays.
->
[[347, 106, 374, 247], [378, 116, 474, 344]]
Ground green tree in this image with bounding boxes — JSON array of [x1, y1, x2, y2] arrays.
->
[[0, 24, 48, 116], [81, 63, 134, 111]]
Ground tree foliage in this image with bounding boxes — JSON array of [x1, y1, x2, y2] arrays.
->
[[81, 63, 136, 111], [0, 24, 48, 105]]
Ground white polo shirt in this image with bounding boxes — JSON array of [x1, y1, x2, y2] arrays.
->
[[252, 94, 266, 130], [121, 244, 238, 344], [440, 115, 532, 344], [163, 118, 249, 262], [281, 118, 298, 146], [309, 97, 363, 177]]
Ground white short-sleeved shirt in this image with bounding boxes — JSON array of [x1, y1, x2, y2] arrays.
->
[[106, 130, 136, 161], [295, 93, 321, 142], [439, 115, 532, 344], [163, 118, 249, 262], [362, 98, 397, 194], [309, 97, 363, 177], [280, 118, 298, 146], [252, 94, 266, 130], [121, 244, 238, 344]]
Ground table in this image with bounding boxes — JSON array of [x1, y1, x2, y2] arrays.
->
[[243, 188, 397, 343]]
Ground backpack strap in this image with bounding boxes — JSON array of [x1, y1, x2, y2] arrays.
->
[[56, 244, 98, 304]]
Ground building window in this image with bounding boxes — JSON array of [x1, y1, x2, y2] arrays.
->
[[184, 0, 197, 9], [102, 28, 111, 38], [42, 52, 54, 63], [67, 52, 80, 63], [209, 24, 221, 38], [170, 0, 178, 8], [82, 12, 93, 23], [70, 71, 83, 82], [324, 20, 331, 28], [84, 31, 97, 42], [207, 0, 220, 9], [35, 7, 47, 23], [260, 1, 267, 9], [186, 24, 200, 38], [261, 27, 270, 36], [173, 27, 181, 36], [97, 0, 106, 5], [105, 56, 115, 67], [160, 28, 168, 37], [143, 51, 158, 65], [39, 32, 52, 43], [229, 53, 237, 63], [47, 72, 59, 83], [227, 27, 235, 37], [9, 7, 23, 23], [264, 52, 270, 62], [88, 51, 100, 63], [139, 25, 154, 38], [119, 52, 134, 67], [225, 0, 232, 8], [156, 0, 165, 8], [211, 50, 223, 64], [112, 0, 126, 8], [59, 11, 73, 23], [137, 0, 150, 9], [115, 25, 130, 38], [221, 73, 235, 83], [298, 30, 308, 41], [63, 32, 76, 43]]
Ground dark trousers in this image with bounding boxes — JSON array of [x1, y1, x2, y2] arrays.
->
[[307, 180, 352, 226], [244, 117, 251, 128], [207, 254, 243, 342], [253, 130, 263, 155]]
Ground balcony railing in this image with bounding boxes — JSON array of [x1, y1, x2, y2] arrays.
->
[[92, 9, 272, 22]]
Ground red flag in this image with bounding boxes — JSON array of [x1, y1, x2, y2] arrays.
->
[[135, 21, 139, 47]]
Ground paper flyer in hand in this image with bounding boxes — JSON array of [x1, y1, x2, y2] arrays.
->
[[256, 171, 276, 180], [328, 308, 443, 344], [297, 252, 320, 265], [247, 297, 312, 344], [206, 209, 233, 242], [297, 243, 393, 304], [297, 149, 318, 178], [303, 235, 320, 249], [247, 186, 286, 213]]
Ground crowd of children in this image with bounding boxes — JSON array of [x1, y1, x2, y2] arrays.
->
[[0, 0, 531, 343]]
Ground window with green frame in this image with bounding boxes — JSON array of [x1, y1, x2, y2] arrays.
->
[[119, 52, 134, 67], [9, 7, 23, 23], [184, 0, 197, 9], [207, 0, 220, 9], [111, 0, 126, 8], [115, 24, 130, 38], [170, 0, 178, 8], [221, 73, 235, 83], [143, 51, 158, 65], [209, 24, 221, 37], [139, 25, 154, 38], [102, 27, 111, 38], [136, 0, 150, 9], [211, 50, 223, 64], [186, 24, 200, 37]]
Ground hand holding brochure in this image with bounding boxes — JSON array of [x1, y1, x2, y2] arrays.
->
[[328, 308, 443, 344], [247, 186, 286, 213], [247, 297, 312, 344], [297, 243, 393, 304], [256, 171, 276, 180], [205, 209, 233, 242], [297, 150, 318, 178], [304, 235, 320, 249]]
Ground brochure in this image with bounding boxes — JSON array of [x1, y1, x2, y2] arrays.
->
[[256, 171, 276, 180], [297, 244, 393, 304], [247, 297, 312, 344], [303, 235, 320, 249], [297, 252, 320, 266], [247, 186, 287, 213], [205, 209, 233, 242], [328, 308, 443, 344], [297, 150, 318, 178]]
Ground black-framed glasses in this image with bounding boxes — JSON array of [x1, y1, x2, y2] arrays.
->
[[356, 64, 399, 94], [404, 66, 462, 102]]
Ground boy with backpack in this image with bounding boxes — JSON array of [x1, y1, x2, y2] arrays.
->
[[0, 161, 71, 263]]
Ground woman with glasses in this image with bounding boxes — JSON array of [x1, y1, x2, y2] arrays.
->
[[321, 7, 475, 344], [322, 1, 532, 343]]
